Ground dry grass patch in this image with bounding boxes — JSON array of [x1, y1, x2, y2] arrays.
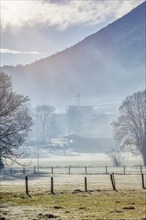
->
[[0, 186, 146, 220]]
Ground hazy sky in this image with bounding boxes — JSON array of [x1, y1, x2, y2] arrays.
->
[[0, 0, 144, 66]]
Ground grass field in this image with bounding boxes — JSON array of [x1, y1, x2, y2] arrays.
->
[[0, 175, 146, 220], [0, 173, 146, 220], [0, 188, 146, 220]]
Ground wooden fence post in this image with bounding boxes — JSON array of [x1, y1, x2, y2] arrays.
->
[[141, 173, 145, 189], [84, 177, 88, 192], [51, 177, 54, 194], [23, 167, 25, 174], [106, 166, 108, 174], [123, 166, 126, 175], [110, 173, 117, 191], [140, 166, 142, 175], [85, 166, 87, 174], [25, 176, 29, 195], [51, 167, 54, 174]]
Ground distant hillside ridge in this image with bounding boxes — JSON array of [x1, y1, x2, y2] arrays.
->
[[1, 1, 145, 108]]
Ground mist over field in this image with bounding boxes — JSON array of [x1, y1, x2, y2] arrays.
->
[[1, 1, 145, 157], [1, 2, 146, 220]]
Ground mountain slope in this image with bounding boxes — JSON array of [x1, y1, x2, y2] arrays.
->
[[1, 2, 145, 108]]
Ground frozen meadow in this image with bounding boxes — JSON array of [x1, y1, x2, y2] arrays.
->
[[1, 153, 146, 220]]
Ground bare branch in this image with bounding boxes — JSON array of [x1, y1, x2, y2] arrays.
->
[[0, 72, 33, 167], [112, 90, 146, 165]]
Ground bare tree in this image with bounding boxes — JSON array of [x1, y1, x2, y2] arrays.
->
[[36, 105, 55, 147], [108, 149, 125, 167], [0, 72, 33, 166], [48, 115, 60, 140], [112, 90, 146, 166]]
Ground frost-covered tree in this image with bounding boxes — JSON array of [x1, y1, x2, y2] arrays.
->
[[0, 72, 33, 166], [36, 105, 55, 146], [108, 149, 125, 167], [112, 90, 146, 165]]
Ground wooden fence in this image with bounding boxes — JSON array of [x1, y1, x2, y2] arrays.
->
[[24, 173, 146, 195], [4, 165, 146, 175]]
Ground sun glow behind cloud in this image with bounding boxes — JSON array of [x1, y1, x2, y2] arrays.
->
[[1, 0, 144, 31]]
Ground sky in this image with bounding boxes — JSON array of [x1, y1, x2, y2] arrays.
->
[[0, 0, 144, 66]]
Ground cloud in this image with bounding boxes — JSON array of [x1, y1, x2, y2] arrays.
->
[[0, 48, 43, 55], [1, 0, 144, 31]]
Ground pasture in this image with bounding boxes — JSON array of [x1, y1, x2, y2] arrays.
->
[[0, 167, 146, 220]]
